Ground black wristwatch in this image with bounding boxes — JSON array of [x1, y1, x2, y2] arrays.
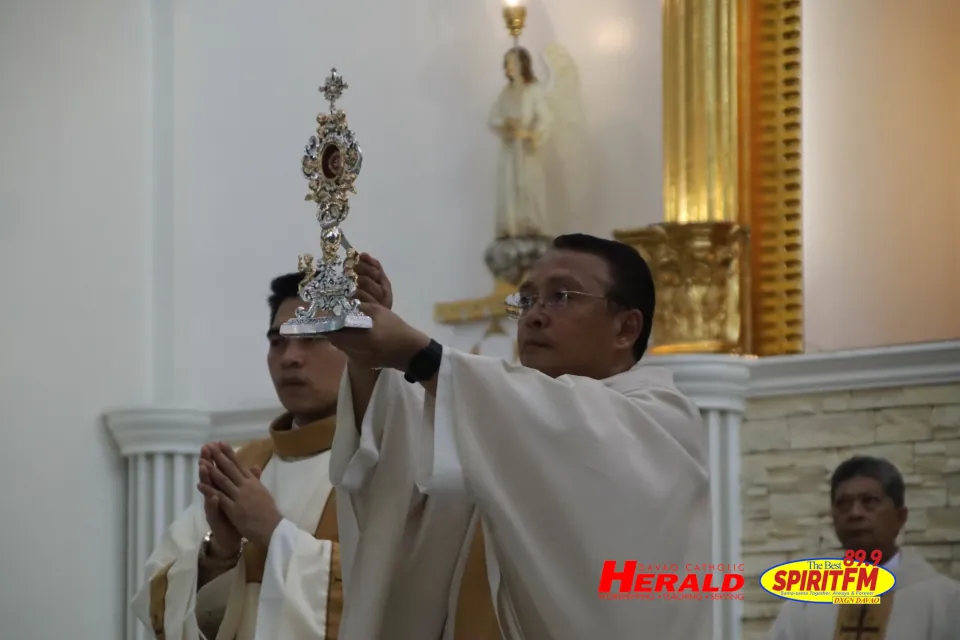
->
[[404, 339, 443, 383]]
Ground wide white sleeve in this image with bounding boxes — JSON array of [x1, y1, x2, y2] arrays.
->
[[130, 500, 231, 640], [419, 349, 712, 640], [329, 368, 425, 528], [253, 518, 338, 638], [329, 368, 477, 640]]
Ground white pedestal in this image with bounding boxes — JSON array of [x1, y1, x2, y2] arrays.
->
[[648, 354, 751, 640]]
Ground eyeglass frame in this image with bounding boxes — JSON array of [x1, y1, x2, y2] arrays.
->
[[503, 289, 625, 320]]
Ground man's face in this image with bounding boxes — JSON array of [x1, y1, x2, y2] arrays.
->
[[515, 250, 641, 379], [266, 298, 347, 422], [831, 476, 907, 554]]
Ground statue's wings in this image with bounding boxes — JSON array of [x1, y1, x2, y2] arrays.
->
[[541, 43, 589, 233]]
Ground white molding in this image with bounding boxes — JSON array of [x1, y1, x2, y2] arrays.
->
[[747, 339, 960, 397], [104, 406, 280, 457]]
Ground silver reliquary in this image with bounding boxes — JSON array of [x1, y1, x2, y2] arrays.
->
[[280, 68, 372, 336]]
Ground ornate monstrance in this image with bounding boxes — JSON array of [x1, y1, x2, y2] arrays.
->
[[280, 68, 372, 336]]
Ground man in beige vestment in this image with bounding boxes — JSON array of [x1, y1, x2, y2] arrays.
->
[[770, 455, 960, 640], [131, 272, 348, 639], [328, 235, 712, 640]]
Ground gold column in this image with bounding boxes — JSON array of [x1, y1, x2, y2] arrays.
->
[[662, 0, 741, 225], [615, 0, 803, 356]]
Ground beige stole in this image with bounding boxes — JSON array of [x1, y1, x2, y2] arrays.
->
[[148, 414, 341, 639], [832, 594, 895, 640], [453, 523, 502, 639]]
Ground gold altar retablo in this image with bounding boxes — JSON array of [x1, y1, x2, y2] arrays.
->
[[615, 222, 751, 355], [434, 279, 515, 325]]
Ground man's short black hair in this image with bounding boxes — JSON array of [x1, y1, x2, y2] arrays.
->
[[830, 456, 906, 509], [552, 233, 656, 361], [267, 272, 306, 326]]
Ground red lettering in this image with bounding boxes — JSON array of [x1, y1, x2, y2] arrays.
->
[[602, 565, 747, 595], [632, 573, 654, 592], [844, 549, 883, 566], [701, 574, 720, 592], [655, 574, 678, 592], [722, 574, 744, 592], [785, 570, 803, 590], [841, 567, 858, 591], [598, 560, 636, 593], [678, 574, 699, 591], [806, 571, 822, 591], [857, 567, 878, 591], [772, 570, 787, 591]]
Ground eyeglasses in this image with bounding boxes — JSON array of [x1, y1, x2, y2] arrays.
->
[[504, 290, 609, 319]]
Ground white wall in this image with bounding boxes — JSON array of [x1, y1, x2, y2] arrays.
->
[[0, 0, 661, 637], [173, 0, 663, 409], [803, 0, 960, 353], [0, 0, 150, 637]]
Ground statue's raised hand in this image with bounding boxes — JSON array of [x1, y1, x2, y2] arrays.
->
[[355, 253, 393, 310]]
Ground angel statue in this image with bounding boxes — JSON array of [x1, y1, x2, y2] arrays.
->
[[488, 43, 587, 240]]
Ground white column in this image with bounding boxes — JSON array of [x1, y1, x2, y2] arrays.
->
[[647, 354, 751, 640], [105, 409, 211, 640]]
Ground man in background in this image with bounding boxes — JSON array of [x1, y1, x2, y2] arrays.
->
[[771, 455, 960, 639], [132, 272, 346, 639]]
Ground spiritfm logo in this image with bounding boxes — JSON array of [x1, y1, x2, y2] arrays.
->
[[760, 550, 896, 605]]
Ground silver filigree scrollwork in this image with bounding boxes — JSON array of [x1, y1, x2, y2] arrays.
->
[[280, 68, 371, 336]]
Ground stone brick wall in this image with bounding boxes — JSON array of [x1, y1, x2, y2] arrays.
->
[[740, 383, 960, 640]]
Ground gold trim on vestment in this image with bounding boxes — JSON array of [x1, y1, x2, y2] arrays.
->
[[833, 594, 895, 640], [148, 562, 173, 639], [269, 413, 337, 459], [454, 522, 501, 639]]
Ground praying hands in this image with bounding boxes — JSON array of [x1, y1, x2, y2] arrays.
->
[[198, 442, 283, 548]]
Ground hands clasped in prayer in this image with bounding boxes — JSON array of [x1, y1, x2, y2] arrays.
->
[[198, 443, 283, 550]]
